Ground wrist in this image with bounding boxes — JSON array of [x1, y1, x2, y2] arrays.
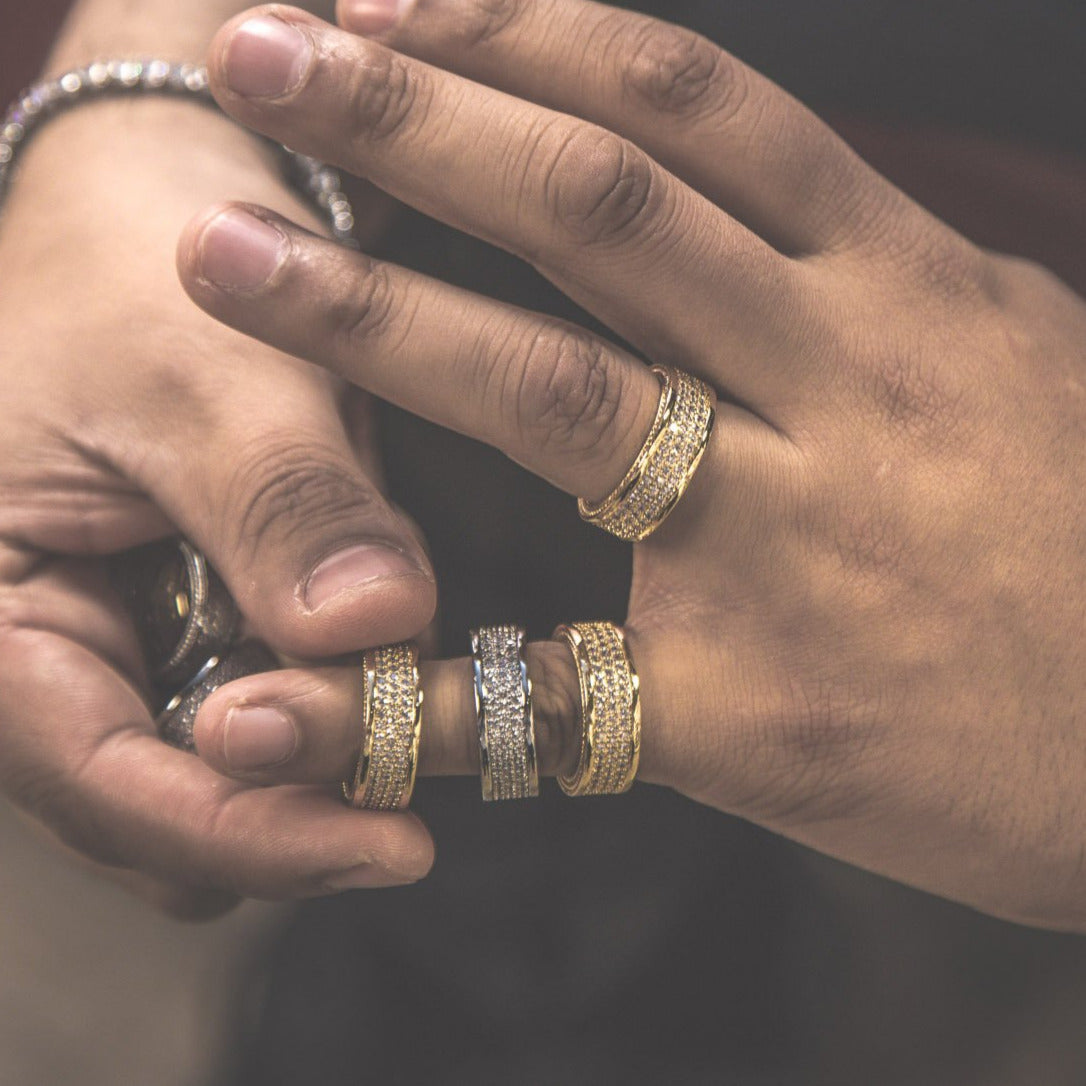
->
[[46, 0, 336, 75]]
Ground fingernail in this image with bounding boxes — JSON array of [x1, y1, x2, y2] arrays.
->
[[199, 208, 287, 291], [225, 15, 313, 99], [223, 706, 297, 771], [341, 0, 414, 35], [305, 544, 421, 611]]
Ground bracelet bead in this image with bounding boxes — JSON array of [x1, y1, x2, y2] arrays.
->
[[0, 60, 356, 246]]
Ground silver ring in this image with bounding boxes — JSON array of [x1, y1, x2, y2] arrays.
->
[[472, 625, 539, 801], [112, 538, 240, 688], [157, 641, 278, 751]]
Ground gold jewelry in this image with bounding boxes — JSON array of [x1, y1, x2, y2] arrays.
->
[[554, 622, 641, 797], [578, 366, 716, 542], [472, 625, 539, 802], [343, 643, 423, 811]]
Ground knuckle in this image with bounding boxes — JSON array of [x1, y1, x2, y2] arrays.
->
[[220, 436, 382, 565], [346, 48, 428, 145], [327, 258, 399, 351], [456, 0, 524, 47], [865, 347, 965, 440], [882, 226, 997, 309], [620, 22, 730, 120], [541, 126, 660, 246], [510, 326, 626, 460]]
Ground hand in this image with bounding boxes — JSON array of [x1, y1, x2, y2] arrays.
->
[[178, 0, 1086, 931], [0, 95, 436, 914]]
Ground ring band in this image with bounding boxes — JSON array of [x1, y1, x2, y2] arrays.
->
[[578, 366, 716, 542], [112, 538, 240, 688], [554, 622, 641, 797], [343, 643, 423, 811], [472, 625, 539, 802], [157, 641, 278, 752]]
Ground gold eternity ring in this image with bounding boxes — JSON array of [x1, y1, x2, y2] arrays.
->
[[578, 366, 716, 543], [555, 622, 641, 797], [343, 642, 423, 811]]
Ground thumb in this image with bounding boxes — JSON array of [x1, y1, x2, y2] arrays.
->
[[127, 366, 435, 659]]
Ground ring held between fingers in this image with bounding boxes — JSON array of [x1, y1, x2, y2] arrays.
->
[[194, 639, 587, 786]]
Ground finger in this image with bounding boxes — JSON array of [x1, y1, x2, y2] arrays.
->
[[114, 315, 436, 660], [0, 626, 435, 898], [179, 204, 787, 508], [338, 0, 896, 257], [206, 8, 813, 411], [193, 641, 584, 784]]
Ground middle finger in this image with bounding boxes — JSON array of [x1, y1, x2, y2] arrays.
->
[[207, 6, 814, 420]]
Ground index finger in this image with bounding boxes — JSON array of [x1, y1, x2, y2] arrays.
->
[[206, 7, 806, 409]]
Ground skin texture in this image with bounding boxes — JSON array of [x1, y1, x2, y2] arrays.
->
[[176, 0, 1086, 931], [0, 0, 440, 916]]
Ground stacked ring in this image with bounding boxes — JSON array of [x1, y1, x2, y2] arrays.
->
[[579, 366, 716, 542], [472, 625, 539, 802], [343, 643, 423, 811], [554, 622, 641, 797]]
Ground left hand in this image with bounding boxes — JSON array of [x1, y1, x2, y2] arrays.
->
[[176, 1, 1086, 930]]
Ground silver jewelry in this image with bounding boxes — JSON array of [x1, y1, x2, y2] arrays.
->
[[0, 60, 357, 245], [472, 625, 539, 801], [157, 641, 278, 752], [112, 538, 240, 689]]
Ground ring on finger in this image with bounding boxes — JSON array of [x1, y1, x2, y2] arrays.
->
[[112, 538, 241, 688], [472, 625, 539, 802], [578, 366, 716, 542], [555, 622, 641, 797], [157, 640, 278, 752], [343, 643, 423, 811]]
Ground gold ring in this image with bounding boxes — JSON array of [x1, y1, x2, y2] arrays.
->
[[578, 366, 716, 542], [554, 622, 641, 797], [343, 643, 423, 811]]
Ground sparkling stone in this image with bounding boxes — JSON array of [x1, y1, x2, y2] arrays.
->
[[88, 62, 111, 88], [142, 60, 170, 88], [2, 123, 23, 144], [182, 66, 208, 92], [118, 60, 143, 86], [0, 143, 11, 164], [60, 72, 83, 95]]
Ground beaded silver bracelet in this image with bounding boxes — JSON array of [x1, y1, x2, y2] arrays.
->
[[0, 59, 357, 244]]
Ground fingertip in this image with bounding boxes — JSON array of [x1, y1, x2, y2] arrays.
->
[[207, 6, 326, 106], [178, 202, 290, 297], [336, 0, 416, 38]]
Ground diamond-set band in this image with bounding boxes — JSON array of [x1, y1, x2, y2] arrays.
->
[[555, 622, 641, 797], [578, 366, 716, 542], [472, 625, 539, 802], [343, 643, 423, 811]]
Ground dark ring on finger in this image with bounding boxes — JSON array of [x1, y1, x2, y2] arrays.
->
[[111, 538, 241, 688]]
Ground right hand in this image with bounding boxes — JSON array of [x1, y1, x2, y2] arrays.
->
[[0, 95, 436, 914]]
